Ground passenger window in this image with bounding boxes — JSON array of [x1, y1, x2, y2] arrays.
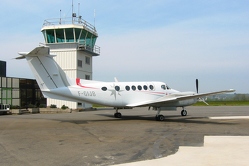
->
[[115, 86, 120, 91], [132, 85, 136, 91], [143, 85, 148, 90], [125, 86, 130, 91], [161, 85, 166, 90], [101, 87, 107, 91], [149, 85, 154, 90], [138, 85, 142, 90]]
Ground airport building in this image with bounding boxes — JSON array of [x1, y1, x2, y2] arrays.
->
[[41, 14, 100, 109], [0, 61, 46, 108]]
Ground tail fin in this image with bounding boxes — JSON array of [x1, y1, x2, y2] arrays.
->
[[17, 46, 71, 91]]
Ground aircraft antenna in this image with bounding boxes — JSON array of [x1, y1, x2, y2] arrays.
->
[[94, 9, 96, 27], [59, 9, 61, 24], [78, 3, 80, 17]]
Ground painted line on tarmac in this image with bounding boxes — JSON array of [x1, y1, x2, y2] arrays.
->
[[209, 116, 249, 119]]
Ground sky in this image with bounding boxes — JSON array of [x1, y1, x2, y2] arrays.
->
[[0, 0, 248, 93]]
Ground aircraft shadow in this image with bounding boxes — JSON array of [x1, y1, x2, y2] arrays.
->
[[57, 114, 234, 125]]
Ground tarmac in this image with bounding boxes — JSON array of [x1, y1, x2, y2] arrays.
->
[[0, 106, 249, 166]]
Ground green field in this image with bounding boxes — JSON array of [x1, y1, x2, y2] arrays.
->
[[193, 101, 249, 106]]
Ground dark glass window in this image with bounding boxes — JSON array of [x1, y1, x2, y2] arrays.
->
[[85, 57, 90, 65], [101, 87, 107, 91], [85, 75, 90, 80], [55, 29, 65, 43], [143, 85, 148, 90], [125, 86, 130, 91], [78, 60, 82, 67], [115, 86, 120, 91], [137, 85, 142, 90], [161, 85, 166, 90], [132, 85, 136, 91], [65, 28, 74, 42], [149, 85, 154, 90]]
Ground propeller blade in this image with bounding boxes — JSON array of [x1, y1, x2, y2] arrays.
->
[[196, 79, 199, 94]]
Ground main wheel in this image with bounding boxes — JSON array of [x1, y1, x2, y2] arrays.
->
[[181, 110, 187, 116], [156, 115, 164, 121], [114, 112, 122, 118]]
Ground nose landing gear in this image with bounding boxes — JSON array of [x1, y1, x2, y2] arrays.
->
[[181, 107, 187, 116]]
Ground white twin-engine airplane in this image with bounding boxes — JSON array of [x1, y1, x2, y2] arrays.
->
[[17, 46, 235, 121]]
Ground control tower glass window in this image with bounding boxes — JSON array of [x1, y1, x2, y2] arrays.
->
[[46, 29, 55, 43], [55, 29, 65, 43], [65, 28, 74, 42], [75, 28, 82, 43]]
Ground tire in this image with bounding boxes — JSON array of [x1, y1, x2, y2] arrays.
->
[[181, 110, 187, 116], [156, 115, 164, 121], [114, 112, 122, 118]]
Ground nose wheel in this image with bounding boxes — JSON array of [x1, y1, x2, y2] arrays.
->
[[181, 109, 187, 116]]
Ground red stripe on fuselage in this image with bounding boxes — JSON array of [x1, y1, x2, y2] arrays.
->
[[76, 78, 98, 89]]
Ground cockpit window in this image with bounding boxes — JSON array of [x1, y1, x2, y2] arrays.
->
[[166, 85, 170, 89], [161, 85, 166, 90]]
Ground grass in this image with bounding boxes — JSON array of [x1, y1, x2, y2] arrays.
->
[[193, 101, 249, 106]]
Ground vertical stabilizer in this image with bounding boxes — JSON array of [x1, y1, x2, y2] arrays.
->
[[18, 46, 70, 91]]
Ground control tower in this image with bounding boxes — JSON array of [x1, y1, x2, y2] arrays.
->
[[41, 15, 100, 109]]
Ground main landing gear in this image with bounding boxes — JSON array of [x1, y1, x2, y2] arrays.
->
[[155, 107, 188, 121], [155, 107, 165, 121], [181, 107, 187, 116], [114, 108, 122, 118]]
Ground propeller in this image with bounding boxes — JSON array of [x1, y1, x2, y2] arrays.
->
[[196, 79, 199, 94], [195, 79, 209, 105]]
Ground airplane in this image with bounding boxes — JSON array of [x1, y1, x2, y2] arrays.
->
[[17, 46, 235, 121]]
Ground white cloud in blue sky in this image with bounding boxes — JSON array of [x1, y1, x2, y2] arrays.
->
[[0, 0, 248, 93]]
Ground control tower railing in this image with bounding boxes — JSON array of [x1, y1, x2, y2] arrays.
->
[[43, 17, 97, 35], [78, 41, 100, 55]]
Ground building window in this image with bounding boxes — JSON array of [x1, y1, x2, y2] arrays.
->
[[85, 75, 90, 80], [78, 60, 82, 68], [85, 57, 90, 65]]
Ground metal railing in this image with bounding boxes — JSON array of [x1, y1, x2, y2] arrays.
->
[[78, 44, 100, 55], [43, 17, 97, 34]]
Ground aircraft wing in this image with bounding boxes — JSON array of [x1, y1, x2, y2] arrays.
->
[[126, 89, 235, 107]]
